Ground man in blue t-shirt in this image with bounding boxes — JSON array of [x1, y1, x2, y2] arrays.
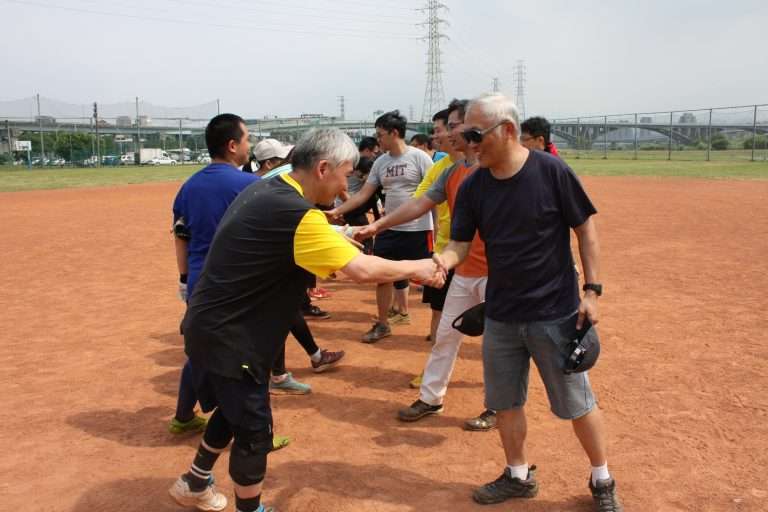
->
[[435, 94, 623, 512], [170, 115, 322, 437]]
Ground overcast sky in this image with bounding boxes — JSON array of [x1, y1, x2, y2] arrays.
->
[[1, 0, 766, 121]]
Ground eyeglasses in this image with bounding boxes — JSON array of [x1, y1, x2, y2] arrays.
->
[[462, 121, 509, 144]]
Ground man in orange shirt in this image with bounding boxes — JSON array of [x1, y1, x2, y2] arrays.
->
[[356, 99, 495, 430]]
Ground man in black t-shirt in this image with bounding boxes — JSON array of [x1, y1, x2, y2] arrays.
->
[[169, 128, 444, 512], [435, 94, 623, 512]]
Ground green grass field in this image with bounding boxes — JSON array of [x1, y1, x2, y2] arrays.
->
[[2, 158, 768, 192]]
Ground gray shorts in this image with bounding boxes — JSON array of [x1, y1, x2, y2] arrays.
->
[[483, 313, 596, 420]]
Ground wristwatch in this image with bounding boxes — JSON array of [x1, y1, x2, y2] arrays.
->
[[583, 283, 603, 296]]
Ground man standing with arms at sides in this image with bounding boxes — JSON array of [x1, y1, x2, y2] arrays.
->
[[169, 128, 443, 512], [171, 114, 315, 436], [327, 111, 434, 343], [434, 93, 622, 511], [355, 99, 496, 431], [520, 116, 559, 156]]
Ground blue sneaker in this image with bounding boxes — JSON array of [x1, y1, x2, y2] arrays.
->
[[269, 372, 311, 395]]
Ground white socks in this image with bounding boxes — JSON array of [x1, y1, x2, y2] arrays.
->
[[310, 349, 323, 363], [507, 463, 529, 480], [591, 463, 610, 485]]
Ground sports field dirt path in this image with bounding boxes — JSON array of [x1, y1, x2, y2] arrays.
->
[[1, 177, 767, 511]]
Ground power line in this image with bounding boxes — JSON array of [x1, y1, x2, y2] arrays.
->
[[3, 0, 420, 39], [153, 0, 418, 26]]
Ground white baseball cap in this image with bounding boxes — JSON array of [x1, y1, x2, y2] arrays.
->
[[253, 139, 293, 162]]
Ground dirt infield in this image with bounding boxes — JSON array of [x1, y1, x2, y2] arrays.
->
[[1, 177, 767, 511]]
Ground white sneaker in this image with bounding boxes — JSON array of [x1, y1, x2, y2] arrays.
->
[[168, 476, 227, 511]]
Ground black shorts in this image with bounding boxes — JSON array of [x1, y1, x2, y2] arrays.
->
[[373, 230, 432, 289], [194, 369, 272, 432], [373, 229, 431, 261], [421, 269, 454, 311]]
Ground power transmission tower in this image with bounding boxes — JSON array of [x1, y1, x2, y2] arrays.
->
[[409, 104, 415, 122], [492, 77, 500, 93], [337, 95, 345, 120], [419, 0, 448, 121], [512, 60, 527, 120]]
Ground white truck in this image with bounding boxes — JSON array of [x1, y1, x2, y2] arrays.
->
[[139, 148, 173, 165]]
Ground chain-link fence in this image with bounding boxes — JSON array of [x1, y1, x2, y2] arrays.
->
[[551, 104, 768, 162], [0, 96, 218, 167]]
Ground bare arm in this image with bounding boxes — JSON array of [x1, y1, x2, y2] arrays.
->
[[339, 253, 442, 286], [332, 182, 378, 217], [356, 195, 436, 240], [573, 215, 600, 328], [435, 240, 472, 272]]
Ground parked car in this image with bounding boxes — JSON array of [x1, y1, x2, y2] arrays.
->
[[197, 154, 212, 164], [121, 154, 136, 165], [150, 156, 178, 166], [51, 158, 66, 166], [102, 155, 121, 166]]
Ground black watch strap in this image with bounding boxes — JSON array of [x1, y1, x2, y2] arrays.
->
[[583, 283, 602, 296]]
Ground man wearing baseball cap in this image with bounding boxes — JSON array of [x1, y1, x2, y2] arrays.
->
[[252, 138, 293, 177]]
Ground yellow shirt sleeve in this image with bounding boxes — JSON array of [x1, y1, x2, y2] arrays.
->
[[413, 155, 453, 198], [413, 156, 453, 252], [294, 209, 359, 278]]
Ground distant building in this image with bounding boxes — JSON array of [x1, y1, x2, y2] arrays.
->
[[137, 115, 152, 127], [640, 116, 653, 124], [678, 112, 697, 124], [35, 115, 56, 126], [116, 116, 132, 128]]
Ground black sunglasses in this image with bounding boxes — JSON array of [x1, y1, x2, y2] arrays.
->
[[462, 121, 509, 144]]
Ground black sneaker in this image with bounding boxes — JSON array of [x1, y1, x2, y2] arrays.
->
[[472, 466, 538, 504], [303, 304, 331, 320], [397, 399, 444, 422], [589, 477, 624, 512]]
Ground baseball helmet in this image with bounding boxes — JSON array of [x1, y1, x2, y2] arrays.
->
[[451, 302, 486, 336], [563, 318, 601, 374]]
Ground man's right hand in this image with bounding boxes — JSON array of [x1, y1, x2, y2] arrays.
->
[[354, 223, 379, 241], [412, 258, 446, 288]]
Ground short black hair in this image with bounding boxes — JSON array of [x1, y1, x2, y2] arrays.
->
[[447, 99, 469, 121], [355, 155, 374, 175], [520, 116, 552, 145], [374, 110, 407, 139], [432, 108, 450, 126], [358, 136, 379, 153], [410, 133, 432, 149], [205, 113, 245, 158]]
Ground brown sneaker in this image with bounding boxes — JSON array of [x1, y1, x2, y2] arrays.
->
[[362, 322, 391, 343], [472, 466, 538, 504], [397, 399, 444, 422], [589, 477, 624, 512], [311, 349, 345, 373], [388, 311, 411, 325], [464, 409, 497, 431]]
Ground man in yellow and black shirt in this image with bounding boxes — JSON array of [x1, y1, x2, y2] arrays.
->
[[169, 128, 444, 512]]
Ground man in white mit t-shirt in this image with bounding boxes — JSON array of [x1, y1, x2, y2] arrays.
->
[[328, 110, 433, 342]]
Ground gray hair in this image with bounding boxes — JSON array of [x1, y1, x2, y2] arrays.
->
[[292, 128, 359, 171], [467, 93, 521, 138]]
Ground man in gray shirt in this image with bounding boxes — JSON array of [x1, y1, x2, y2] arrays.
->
[[329, 110, 434, 342]]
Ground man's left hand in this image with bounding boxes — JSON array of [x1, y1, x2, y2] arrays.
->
[[577, 292, 599, 330]]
